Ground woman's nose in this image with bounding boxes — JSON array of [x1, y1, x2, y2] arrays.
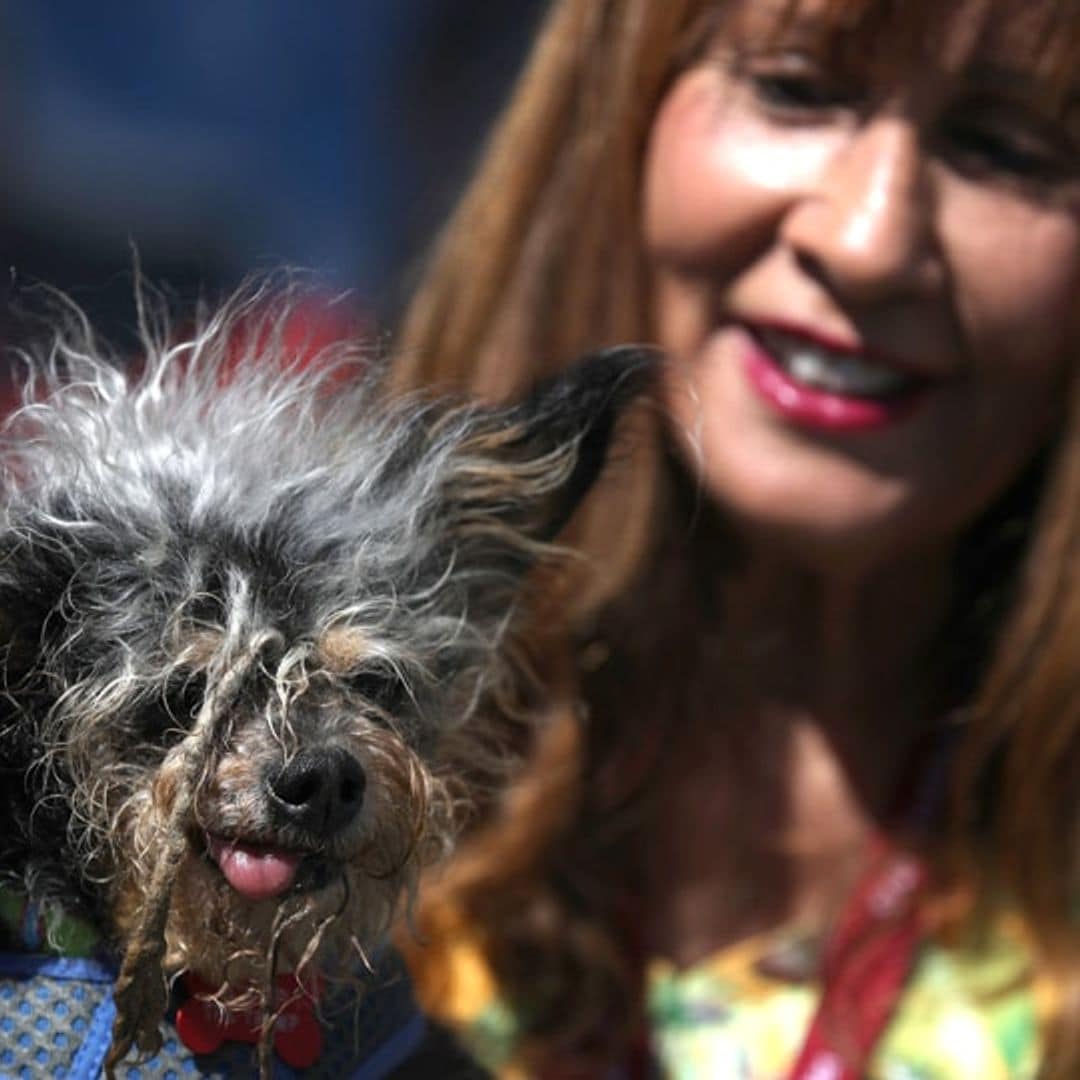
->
[[781, 117, 943, 303]]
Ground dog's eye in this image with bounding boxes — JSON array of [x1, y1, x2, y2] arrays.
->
[[138, 676, 205, 747], [345, 668, 409, 716], [170, 677, 206, 725]]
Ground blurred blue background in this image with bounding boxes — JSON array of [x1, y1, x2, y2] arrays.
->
[[0, 1, 546, 344]]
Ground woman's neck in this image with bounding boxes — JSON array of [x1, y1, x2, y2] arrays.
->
[[709, 540, 953, 718], [642, 539, 956, 964]]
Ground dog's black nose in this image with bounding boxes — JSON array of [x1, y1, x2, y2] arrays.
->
[[266, 747, 366, 837]]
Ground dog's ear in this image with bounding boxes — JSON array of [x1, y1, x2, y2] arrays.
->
[[512, 345, 658, 539], [448, 345, 657, 546]]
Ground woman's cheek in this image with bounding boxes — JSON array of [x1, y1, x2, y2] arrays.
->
[[958, 200, 1080, 376], [641, 67, 840, 278]]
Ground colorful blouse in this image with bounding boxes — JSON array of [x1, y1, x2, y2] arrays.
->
[[431, 913, 1042, 1079]]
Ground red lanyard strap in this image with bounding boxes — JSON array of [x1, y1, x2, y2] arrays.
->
[[788, 842, 927, 1080]]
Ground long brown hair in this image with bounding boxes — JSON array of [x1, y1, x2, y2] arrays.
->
[[394, 0, 1080, 1074]]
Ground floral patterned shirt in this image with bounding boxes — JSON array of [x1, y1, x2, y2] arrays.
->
[[432, 913, 1042, 1079]]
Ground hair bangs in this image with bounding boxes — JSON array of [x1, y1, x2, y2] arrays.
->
[[690, 0, 1079, 111]]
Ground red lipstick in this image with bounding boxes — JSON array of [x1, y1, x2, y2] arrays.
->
[[740, 326, 929, 433]]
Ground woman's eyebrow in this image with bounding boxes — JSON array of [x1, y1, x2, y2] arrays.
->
[[960, 61, 1080, 113], [731, 1, 831, 42]]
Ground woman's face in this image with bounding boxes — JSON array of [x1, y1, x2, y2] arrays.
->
[[643, 0, 1080, 575]]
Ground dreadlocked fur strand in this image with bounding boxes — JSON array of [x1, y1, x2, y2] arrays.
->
[[107, 645, 262, 1071], [0, 281, 653, 1075]]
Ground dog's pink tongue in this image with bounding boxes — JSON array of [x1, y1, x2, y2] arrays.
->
[[207, 836, 301, 901]]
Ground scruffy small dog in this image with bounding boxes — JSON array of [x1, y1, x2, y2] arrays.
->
[[0, 287, 650, 1076]]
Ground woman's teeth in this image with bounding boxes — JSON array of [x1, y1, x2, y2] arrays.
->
[[758, 330, 914, 398]]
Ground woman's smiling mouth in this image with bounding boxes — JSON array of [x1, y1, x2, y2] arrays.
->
[[740, 322, 935, 432]]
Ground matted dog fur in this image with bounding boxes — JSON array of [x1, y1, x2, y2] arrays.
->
[[0, 284, 651, 1075]]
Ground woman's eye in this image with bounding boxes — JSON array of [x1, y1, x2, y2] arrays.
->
[[750, 71, 856, 112], [941, 97, 1077, 185], [944, 123, 1071, 182], [726, 50, 861, 116]]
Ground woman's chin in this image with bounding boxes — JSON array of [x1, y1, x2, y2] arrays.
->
[[684, 453, 950, 580]]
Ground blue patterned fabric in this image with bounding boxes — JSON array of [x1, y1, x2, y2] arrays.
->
[[0, 949, 425, 1079]]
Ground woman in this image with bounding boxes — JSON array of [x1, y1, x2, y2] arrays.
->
[[393, 0, 1080, 1076]]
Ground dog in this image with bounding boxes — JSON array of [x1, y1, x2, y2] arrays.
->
[[0, 285, 651, 1077]]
